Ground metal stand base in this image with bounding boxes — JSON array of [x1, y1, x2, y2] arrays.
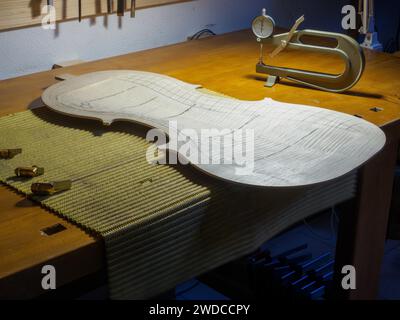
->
[[361, 32, 383, 51], [265, 75, 279, 87]]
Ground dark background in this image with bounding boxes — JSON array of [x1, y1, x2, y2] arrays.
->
[[267, 0, 400, 52]]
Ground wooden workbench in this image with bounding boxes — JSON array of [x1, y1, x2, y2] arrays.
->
[[1, 29, 399, 300]]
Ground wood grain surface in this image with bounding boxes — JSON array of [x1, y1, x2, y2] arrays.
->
[[41, 70, 385, 188], [0, 29, 399, 298], [0, 187, 104, 299], [1, 30, 399, 125]]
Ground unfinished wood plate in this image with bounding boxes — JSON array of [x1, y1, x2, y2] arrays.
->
[[42, 70, 385, 188]]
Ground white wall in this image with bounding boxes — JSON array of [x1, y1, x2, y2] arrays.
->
[[0, 0, 266, 80]]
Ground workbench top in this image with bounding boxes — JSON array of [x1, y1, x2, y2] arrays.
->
[[1, 29, 400, 299]]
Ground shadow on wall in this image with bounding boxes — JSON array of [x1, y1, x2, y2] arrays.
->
[[266, 0, 400, 52]]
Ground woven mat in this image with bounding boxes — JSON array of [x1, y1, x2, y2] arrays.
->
[[0, 105, 357, 299]]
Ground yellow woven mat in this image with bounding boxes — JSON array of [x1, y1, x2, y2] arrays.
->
[[0, 105, 356, 299]]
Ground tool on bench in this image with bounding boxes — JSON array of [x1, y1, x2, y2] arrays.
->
[[15, 166, 44, 178], [0, 149, 22, 159], [78, 0, 82, 22], [251, 8, 365, 92], [131, 0, 136, 18], [117, 0, 125, 16], [31, 180, 72, 196], [108, 0, 113, 14]]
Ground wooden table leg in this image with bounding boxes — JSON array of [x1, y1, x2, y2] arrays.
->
[[388, 149, 400, 239], [333, 122, 400, 300]]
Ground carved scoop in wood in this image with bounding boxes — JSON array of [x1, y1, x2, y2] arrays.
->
[[42, 71, 385, 188]]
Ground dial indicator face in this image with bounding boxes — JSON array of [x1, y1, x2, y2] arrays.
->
[[252, 15, 275, 39]]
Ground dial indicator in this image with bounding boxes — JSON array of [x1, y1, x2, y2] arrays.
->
[[252, 11, 275, 39]]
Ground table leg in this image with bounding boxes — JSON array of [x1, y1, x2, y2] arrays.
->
[[333, 123, 400, 300]]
